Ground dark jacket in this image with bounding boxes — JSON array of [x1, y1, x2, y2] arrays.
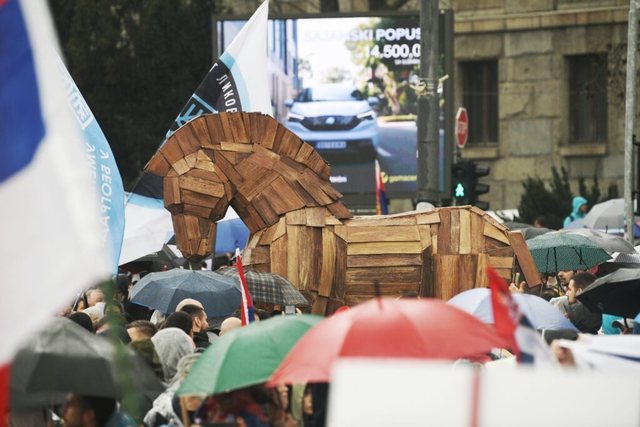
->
[[566, 301, 601, 334]]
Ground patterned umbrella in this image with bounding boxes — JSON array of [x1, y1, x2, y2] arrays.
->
[[527, 231, 611, 273], [560, 229, 636, 254], [216, 266, 309, 306]]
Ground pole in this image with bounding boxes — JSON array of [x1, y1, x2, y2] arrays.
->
[[417, 0, 440, 204], [624, 0, 638, 243]]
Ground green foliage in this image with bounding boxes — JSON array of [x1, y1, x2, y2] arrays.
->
[[518, 166, 618, 230], [49, 0, 216, 189]]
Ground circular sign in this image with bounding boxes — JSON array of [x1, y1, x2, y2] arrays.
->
[[455, 107, 469, 149]]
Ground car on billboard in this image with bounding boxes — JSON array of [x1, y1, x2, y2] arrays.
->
[[284, 83, 380, 160]]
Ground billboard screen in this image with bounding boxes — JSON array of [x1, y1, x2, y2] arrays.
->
[[216, 13, 451, 212]]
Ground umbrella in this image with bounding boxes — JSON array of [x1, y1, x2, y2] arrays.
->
[[504, 221, 533, 230], [520, 227, 553, 240], [177, 314, 322, 396], [448, 288, 577, 331], [11, 318, 164, 407], [582, 198, 624, 230], [577, 268, 640, 318], [216, 266, 309, 306], [268, 298, 508, 385], [560, 229, 636, 254], [526, 231, 611, 273], [130, 269, 241, 316]]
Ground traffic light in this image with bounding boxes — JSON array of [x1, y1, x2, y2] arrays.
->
[[451, 161, 472, 205], [468, 162, 491, 210]]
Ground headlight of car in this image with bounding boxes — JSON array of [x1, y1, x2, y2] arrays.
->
[[356, 110, 376, 121], [287, 112, 305, 122]]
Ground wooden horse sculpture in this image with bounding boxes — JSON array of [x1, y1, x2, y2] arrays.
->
[[146, 112, 538, 315]]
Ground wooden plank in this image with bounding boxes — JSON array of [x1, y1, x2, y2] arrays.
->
[[256, 115, 278, 149], [333, 236, 347, 299], [347, 253, 423, 268], [416, 211, 441, 224], [179, 176, 225, 197], [203, 115, 224, 147], [349, 216, 416, 227], [217, 112, 234, 140], [295, 227, 314, 291], [286, 225, 300, 287], [489, 256, 514, 269], [276, 131, 303, 159], [228, 113, 249, 142], [470, 211, 483, 254], [238, 170, 280, 202], [270, 234, 288, 277], [346, 283, 418, 297], [306, 151, 331, 179], [483, 221, 511, 245], [475, 253, 489, 288], [171, 158, 191, 176], [347, 241, 423, 255], [294, 142, 315, 164], [437, 209, 451, 255], [172, 125, 200, 157], [311, 295, 328, 315], [220, 141, 253, 153], [318, 228, 336, 297], [450, 209, 460, 254], [346, 225, 420, 243], [418, 225, 432, 249], [289, 180, 321, 207], [325, 217, 343, 225], [419, 248, 434, 297], [258, 224, 276, 245], [334, 224, 347, 241], [188, 117, 211, 148], [213, 150, 244, 187], [182, 204, 212, 218], [181, 190, 219, 209], [327, 201, 352, 220], [262, 176, 306, 215], [305, 207, 326, 227], [244, 246, 270, 265], [285, 209, 307, 225], [270, 217, 287, 241], [172, 214, 188, 248], [251, 193, 280, 225], [346, 266, 421, 285], [184, 215, 200, 242], [271, 123, 288, 153], [246, 230, 263, 249], [430, 224, 439, 253], [159, 138, 185, 164], [195, 160, 216, 172], [326, 298, 345, 315], [298, 172, 334, 205], [459, 209, 472, 254], [163, 176, 181, 206], [145, 152, 172, 176], [508, 231, 542, 288], [433, 255, 459, 300], [459, 254, 478, 293], [250, 144, 281, 169]]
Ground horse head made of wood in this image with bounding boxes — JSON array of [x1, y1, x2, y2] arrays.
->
[[145, 112, 351, 261]]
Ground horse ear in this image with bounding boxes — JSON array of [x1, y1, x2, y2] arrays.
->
[[145, 152, 171, 177]]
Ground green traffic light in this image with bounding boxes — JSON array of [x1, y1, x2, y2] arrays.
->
[[454, 182, 465, 198]]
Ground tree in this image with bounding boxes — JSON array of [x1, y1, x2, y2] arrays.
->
[[49, 0, 215, 189]]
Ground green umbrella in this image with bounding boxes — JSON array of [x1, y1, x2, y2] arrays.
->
[[526, 231, 611, 273], [177, 314, 322, 396]]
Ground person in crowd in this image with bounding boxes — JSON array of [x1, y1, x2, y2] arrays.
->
[[533, 216, 548, 228], [129, 338, 164, 382], [144, 353, 202, 427], [85, 289, 105, 308], [564, 272, 601, 334], [219, 317, 242, 336], [151, 327, 195, 383], [180, 304, 210, 349], [176, 298, 205, 313], [163, 311, 194, 338], [61, 393, 116, 427], [563, 196, 588, 228], [126, 320, 157, 342], [68, 311, 95, 333]]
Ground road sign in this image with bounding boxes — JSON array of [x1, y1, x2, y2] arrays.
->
[[455, 107, 468, 149]]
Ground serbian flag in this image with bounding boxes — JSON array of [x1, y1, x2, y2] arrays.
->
[[122, 0, 271, 265], [488, 269, 557, 365], [375, 159, 388, 215], [0, 0, 110, 415], [235, 248, 255, 326]]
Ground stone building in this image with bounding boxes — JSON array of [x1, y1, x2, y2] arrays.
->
[[216, 0, 638, 211]]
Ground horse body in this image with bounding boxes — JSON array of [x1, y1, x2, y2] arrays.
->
[[146, 112, 531, 315]]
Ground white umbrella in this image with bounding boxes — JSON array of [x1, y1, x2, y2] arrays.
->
[[583, 198, 624, 230]]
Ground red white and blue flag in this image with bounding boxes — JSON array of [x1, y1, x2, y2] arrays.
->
[[488, 268, 557, 366], [235, 248, 255, 326], [0, 0, 110, 417]]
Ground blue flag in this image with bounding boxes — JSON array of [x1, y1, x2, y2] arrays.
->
[[58, 58, 125, 273]]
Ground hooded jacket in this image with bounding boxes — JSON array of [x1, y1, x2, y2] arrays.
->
[[563, 196, 588, 227]]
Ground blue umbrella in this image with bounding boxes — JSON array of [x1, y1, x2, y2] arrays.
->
[[448, 288, 577, 331], [130, 269, 241, 316]]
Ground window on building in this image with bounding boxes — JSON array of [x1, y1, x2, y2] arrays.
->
[[461, 60, 498, 144], [568, 54, 608, 143]]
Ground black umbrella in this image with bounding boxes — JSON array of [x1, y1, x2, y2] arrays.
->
[[577, 268, 640, 318], [11, 318, 164, 410], [130, 269, 241, 316], [560, 228, 636, 254]]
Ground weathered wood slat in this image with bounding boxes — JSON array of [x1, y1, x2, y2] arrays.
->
[[347, 253, 423, 268], [305, 207, 326, 227], [416, 211, 440, 224], [333, 236, 347, 300], [145, 153, 172, 176], [349, 216, 417, 227], [346, 266, 422, 284], [433, 255, 459, 300], [317, 228, 336, 297], [347, 241, 423, 255], [178, 176, 226, 197], [270, 234, 288, 277], [346, 225, 421, 243], [438, 209, 452, 255], [508, 231, 542, 287], [285, 209, 307, 226], [459, 209, 472, 254], [489, 256, 514, 269], [483, 222, 511, 245]]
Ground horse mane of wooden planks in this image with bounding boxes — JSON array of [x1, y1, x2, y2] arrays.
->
[[145, 112, 539, 315]]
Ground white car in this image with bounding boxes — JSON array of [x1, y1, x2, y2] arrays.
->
[[284, 84, 380, 160]]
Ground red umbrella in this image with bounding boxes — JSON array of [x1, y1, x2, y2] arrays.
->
[[268, 298, 508, 385]]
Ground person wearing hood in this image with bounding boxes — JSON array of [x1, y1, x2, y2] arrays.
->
[[563, 196, 588, 227]]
